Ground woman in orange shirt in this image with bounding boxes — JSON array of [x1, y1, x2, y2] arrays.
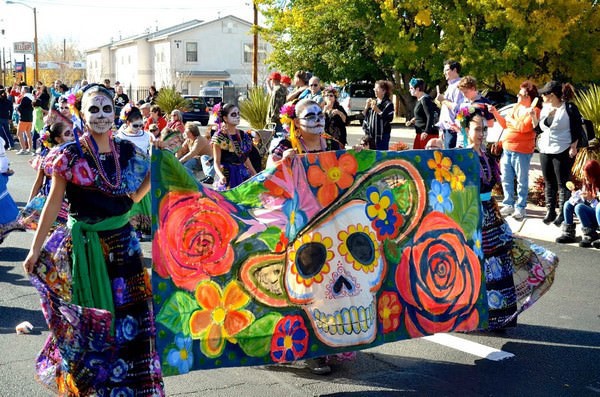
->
[[490, 81, 541, 221]]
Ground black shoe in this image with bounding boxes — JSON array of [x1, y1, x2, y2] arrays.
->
[[542, 210, 556, 225], [200, 176, 214, 185], [553, 214, 564, 227], [305, 357, 331, 375]]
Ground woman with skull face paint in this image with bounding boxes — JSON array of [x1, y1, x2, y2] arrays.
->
[[270, 99, 342, 166], [211, 103, 257, 189], [22, 84, 164, 395]]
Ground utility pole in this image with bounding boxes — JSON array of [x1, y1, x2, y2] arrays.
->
[[252, 1, 258, 87]]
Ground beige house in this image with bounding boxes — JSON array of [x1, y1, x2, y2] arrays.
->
[[85, 15, 269, 98]]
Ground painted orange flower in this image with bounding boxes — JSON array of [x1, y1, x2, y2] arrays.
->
[[189, 280, 255, 358], [378, 291, 403, 334], [427, 151, 452, 182], [307, 152, 358, 206]]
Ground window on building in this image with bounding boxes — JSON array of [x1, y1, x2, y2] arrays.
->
[[243, 43, 267, 63], [186, 42, 198, 62]]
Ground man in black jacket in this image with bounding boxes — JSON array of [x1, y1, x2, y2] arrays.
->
[[0, 87, 14, 150]]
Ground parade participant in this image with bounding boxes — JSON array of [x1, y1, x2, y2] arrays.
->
[[19, 123, 74, 232], [0, 137, 21, 244], [490, 81, 541, 221], [22, 83, 164, 395], [362, 80, 394, 150], [116, 105, 152, 238], [556, 160, 600, 248], [406, 78, 440, 149], [212, 103, 257, 189], [461, 107, 518, 330]]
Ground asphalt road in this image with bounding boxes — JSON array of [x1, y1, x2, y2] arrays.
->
[[1, 126, 599, 397]]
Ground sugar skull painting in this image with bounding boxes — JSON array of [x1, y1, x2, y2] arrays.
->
[[151, 148, 488, 374]]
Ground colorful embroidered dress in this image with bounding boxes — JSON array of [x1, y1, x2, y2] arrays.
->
[[211, 129, 254, 188], [478, 152, 518, 329], [18, 147, 70, 231], [30, 135, 164, 396]]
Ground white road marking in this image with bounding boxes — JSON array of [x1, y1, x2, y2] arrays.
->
[[423, 333, 515, 361]]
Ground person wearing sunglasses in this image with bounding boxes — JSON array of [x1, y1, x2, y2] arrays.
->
[[167, 109, 185, 133], [212, 103, 257, 189], [306, 76, 325, 108], [117, 105, 151, 155]]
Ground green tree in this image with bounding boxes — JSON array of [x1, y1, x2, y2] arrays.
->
[[260, 0, 599, 106]]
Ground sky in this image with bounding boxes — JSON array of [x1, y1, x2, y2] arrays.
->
[[0, 0, 259, 62]]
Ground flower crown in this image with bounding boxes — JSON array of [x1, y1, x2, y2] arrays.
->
[[211, 102, 223, 124], [279, 102, 296, 125], [456, 105, 484, 129], [40, 128, 53, 149]]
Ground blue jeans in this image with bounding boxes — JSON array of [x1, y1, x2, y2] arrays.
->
[[500, 149, 532, 210], [443, 129, 457, 149], [563, 201, 599, 228]]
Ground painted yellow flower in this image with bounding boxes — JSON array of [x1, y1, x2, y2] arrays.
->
[[450, 165, 466, 191], [366, 187, 393, 220], [189, 280, 255, 358], [289, 232, 333, 287], [427, 151, 452, 182], [338, 224, 381, 273]]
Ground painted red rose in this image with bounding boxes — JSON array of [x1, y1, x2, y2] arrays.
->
[[395, 211, 482, 337]]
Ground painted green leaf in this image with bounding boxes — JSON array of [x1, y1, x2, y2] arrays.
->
[[449, 187, 480, 239], [354, 149, 377, 173], [153, 150, 198, 192], [236, 312, 283, 357], [259, 226, 284, 251], [156, 291, 199, 336]]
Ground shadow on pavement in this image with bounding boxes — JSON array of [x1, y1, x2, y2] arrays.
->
[[0, 306, 45, 334]]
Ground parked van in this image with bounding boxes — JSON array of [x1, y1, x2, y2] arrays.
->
[[339, 82, 374, 124]]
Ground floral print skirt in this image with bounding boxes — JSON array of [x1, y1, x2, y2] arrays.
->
[[31, 223, 164, 396]]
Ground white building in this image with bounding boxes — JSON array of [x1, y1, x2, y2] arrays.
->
[[85, 16, 269, 98]]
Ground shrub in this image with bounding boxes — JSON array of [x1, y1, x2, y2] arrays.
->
[[239, 87, 270, 130], [155, 86, 191, 116]]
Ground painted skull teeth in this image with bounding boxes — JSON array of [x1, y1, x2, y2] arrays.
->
[[311, 300, 375, 336]]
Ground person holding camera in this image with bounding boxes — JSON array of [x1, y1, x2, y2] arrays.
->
[[362, 80, 394, 150]]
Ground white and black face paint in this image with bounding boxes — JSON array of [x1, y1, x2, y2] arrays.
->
[[225, 108, 241, 126], [297, 104, 325, 135], [82, 93, 114, 134]]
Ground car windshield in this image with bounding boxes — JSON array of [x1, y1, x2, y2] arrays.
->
[[349, 85, 374, 98], [205, 81, 223, 87], [186, 97, 206, 108]]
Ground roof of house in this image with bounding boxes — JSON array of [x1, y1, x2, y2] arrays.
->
[[85, 15, 252, 53]]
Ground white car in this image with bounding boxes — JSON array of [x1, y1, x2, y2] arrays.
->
[[486, 104, 515, 144]]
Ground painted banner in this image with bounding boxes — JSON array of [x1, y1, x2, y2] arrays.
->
[[151, 148, 488, 375]]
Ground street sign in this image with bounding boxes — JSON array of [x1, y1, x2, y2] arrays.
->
[[13, 41, 34, 54], [14, 62, 25, 72]]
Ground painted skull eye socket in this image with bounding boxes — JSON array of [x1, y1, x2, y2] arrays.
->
[[347, 232, 375, 265], [102, 105, 113, 113], [295, 242, 327, 278], [88, 105, 100, 114]]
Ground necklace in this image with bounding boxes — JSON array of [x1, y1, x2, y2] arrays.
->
[[83, 135, 122, 190]]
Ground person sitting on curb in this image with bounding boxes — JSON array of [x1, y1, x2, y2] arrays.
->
[[556, 159, 600, 248]]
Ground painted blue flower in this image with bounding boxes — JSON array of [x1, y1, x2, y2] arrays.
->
[[109, 387, 134, 397], [499, 222, 513, 243], [374, 207, 401, 237], [116, 315, 139, 343], [472, 229, 483, 259], [167, 334, 194, 374], [487, 290, 506, 310], [428, 180, 453, 213], [283, 191, 308, 240], [110, 358, 129, 383]]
